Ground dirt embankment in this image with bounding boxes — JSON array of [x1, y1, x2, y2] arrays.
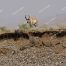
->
[[0, 30, 66, 53], [0, 30, 66, 66]]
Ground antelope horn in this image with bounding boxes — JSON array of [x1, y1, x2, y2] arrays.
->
[[25, 15, 27, 19]]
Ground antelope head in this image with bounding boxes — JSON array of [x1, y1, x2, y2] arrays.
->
[[25, 15, 30, 23]]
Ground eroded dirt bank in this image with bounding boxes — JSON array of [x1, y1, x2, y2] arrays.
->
[[0, 30, 66, 66]]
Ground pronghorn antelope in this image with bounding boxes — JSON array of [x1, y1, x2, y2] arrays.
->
[[25, 15, 38, 27]]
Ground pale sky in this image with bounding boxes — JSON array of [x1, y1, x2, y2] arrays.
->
[[0, 0, 66, 28]]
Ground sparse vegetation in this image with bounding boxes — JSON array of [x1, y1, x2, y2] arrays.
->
[[18, 23, 32, 30], [0, 26, 10, 33], [57, 24, 66, 30]]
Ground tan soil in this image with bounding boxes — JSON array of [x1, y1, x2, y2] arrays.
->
[[0, 30, 66, 66]]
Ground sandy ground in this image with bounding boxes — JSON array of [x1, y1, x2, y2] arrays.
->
[[0, 30, 66, 66]]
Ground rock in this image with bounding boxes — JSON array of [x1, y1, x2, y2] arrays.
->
[[62, 41, 66, 48], [43, 41, 52, 47], [55, 62, 59, 66]]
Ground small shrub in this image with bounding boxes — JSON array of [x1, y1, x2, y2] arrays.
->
[[0, 26, 10, 33], [18, 23, 31, 30], [41, 24, 50, 30]]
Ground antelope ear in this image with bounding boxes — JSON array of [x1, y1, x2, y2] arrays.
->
[[25, 15, 26, 19]]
